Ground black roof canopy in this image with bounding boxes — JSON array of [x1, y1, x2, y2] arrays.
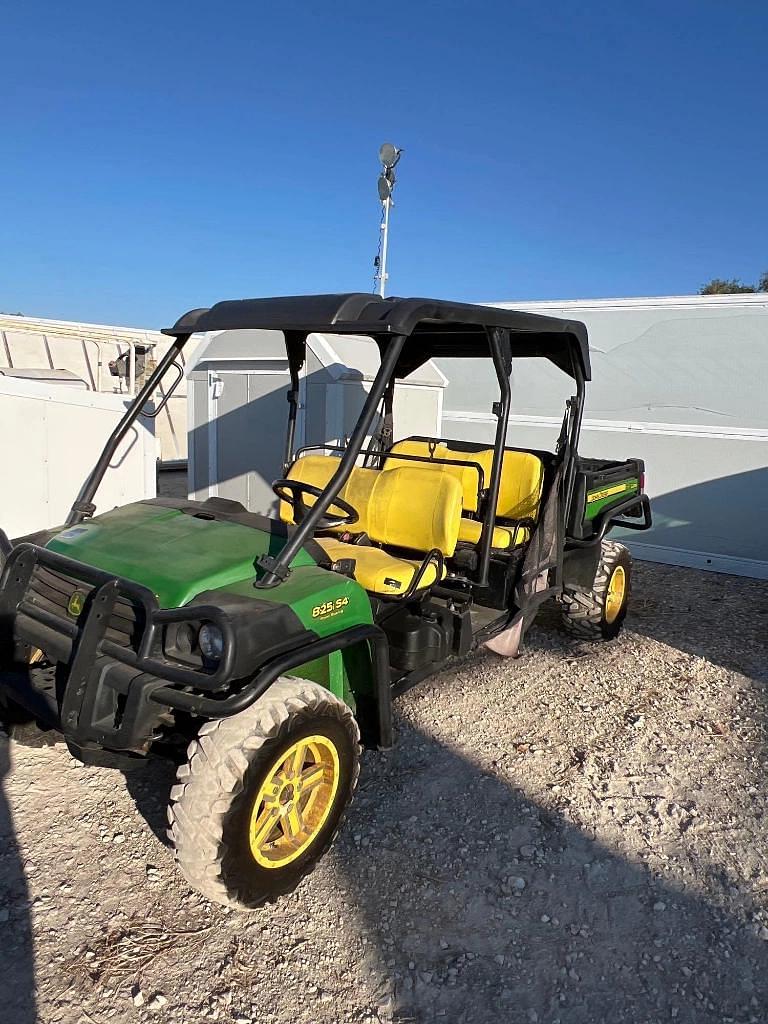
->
[[164, 293, 591, 380]]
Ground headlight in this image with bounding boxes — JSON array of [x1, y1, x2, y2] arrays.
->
[[198, 623, 224, 664]]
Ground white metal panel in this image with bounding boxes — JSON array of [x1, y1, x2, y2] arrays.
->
[[442, 410, 768, 579], [434, 293, 768, 579], [0, 377, 156, 538]]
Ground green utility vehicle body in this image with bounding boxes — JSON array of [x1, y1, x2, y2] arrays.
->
[[45, 501, 375, 704], [0, 292, 651, 782], [1, 498, 380, 767]]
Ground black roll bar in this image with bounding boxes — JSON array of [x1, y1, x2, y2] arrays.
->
[[256, 334, 407, 587], [283, 331, 307, 472], [561, 361, 586, 528], [475, 327, 512, 588], [65, 333, 191, 526]]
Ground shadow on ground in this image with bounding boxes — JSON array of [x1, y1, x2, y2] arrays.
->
[[626, 558, 768, 684], [336, 709, 768, 1024], [0, 731, 37, 1022]]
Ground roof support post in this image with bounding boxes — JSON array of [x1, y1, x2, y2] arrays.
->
[[256, 333, 407, 587], [561, 362, 586, 529], [283, 331, 307, 472], [475, 327, 512, 588]]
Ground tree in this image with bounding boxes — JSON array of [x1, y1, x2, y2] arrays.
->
[[699, 278, 756, 295], [758, 271, 768, 292]]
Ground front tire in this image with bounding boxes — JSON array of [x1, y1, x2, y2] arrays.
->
[[167, 678, 360, 910], [561, 539, 632, 641]]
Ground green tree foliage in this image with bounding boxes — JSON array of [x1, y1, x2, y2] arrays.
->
[[699, 268, 768, 294], [699, 278, 756, 295]]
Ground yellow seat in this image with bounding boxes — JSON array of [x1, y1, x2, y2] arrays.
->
[[456, 519, 531, 549], [317, 538, 446, 595], [383, 440, 484, 512], [385, 440, 544, 545], [280, 455, 463, 596], [278, 455, 379, 535]]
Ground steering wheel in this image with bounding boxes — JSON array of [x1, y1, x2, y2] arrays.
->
[[272, 479, 359, 530]]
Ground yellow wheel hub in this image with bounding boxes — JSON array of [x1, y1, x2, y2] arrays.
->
[[605, 565, 627, 624], [248, 734, 340, 869]]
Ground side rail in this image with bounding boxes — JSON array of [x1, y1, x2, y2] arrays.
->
[[568, 493, 652, 548]]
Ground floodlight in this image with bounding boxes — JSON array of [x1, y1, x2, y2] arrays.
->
[[378, 173, 392, 202], [379, 143, 398, 166]]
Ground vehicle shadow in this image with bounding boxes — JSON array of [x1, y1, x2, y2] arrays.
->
[[119, 625, 768, 1024], [337, 711, 768, 1024], [123, 757, 178, 847], [0, 729, 37, 1023]]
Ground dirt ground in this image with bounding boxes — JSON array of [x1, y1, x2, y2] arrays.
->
[[2, 551, 768, 1024]]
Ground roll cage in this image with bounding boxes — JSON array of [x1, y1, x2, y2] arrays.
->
[[66, 293, 591, 589]]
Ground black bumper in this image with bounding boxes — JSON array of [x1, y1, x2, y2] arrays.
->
[[0, 544, 291, 766]]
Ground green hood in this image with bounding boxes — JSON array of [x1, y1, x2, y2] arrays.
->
[[45, 501, 316, 607]]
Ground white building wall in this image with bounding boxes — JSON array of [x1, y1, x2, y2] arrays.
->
[[439, 294, 768, 579]]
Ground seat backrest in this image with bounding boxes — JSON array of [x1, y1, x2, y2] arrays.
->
[[495, 450, 545, 521], [281, 455, 378, 536], [383, 440, 483, 512], [368, 466, 463, 556], [385, 439, 545, 522], [282, 454, 463, 556]]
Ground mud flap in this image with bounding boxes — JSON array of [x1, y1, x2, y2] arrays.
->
[[483, 611, 525, 657]]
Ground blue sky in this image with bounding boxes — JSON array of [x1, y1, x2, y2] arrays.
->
[[2, 0, 767, 327]]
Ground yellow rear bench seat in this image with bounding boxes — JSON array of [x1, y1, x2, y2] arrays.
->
[[384, 440, 544, 549], [280, 455, 463, 596]]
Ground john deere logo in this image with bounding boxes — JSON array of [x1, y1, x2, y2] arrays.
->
[[67, 591, 85, 618]]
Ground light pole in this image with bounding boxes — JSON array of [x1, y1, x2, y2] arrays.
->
[[374, 142, 402, 298]]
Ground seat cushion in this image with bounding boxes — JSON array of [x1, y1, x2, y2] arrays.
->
[[279, 455, 379, 535], [456, 518, 530, 549], [495, 451, 544, 521], [367, 466, 462, 556], [317, 538, 446, 596]]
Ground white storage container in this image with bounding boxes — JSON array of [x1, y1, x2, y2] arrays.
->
[[0, 376, 157, 539]]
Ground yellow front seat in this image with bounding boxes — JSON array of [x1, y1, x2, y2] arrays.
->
[[317, 538, 445, 594], [316, 466, 462, 595], [280, 455, 463, 596], [278, 454, 378, 535]]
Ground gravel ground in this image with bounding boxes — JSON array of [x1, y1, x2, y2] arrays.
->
[[2, 547, 768, 1024]]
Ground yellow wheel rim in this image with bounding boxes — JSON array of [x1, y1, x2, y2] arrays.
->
[[248, 734, 340, 869], [605, 565, 627, 624]]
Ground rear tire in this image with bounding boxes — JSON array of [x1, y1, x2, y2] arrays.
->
[[167, 678, 360, 911], [561, 539, 632, 641]]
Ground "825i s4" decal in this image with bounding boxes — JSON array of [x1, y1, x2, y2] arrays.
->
[[311, 596, 350, 620]]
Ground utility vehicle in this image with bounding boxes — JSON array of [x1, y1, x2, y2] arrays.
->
[[0, 294, 651, 909]]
